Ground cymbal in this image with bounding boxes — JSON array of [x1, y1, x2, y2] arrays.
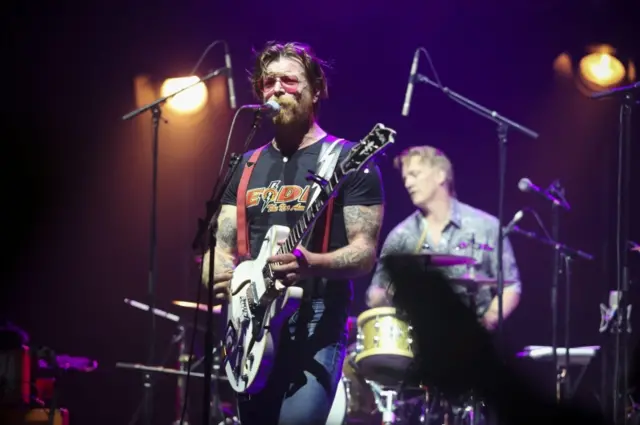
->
[[172, 300, 222, 314], [381, 252, 476, 267]]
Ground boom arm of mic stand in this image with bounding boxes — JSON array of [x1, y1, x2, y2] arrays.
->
[[122, 67, 227, 121], [200, 110, 264, 425], [590, 81, 640, 100], [414, 74, 539, 139], [511, 227, 594, 261]]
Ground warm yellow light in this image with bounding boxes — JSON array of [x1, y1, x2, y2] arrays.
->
[[160, 76, 208, 114], [553, 52, 574, 78], [579, 52, 626, 88]]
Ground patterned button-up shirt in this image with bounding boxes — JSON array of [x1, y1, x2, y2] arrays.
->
[[367, 199, 522, 317]]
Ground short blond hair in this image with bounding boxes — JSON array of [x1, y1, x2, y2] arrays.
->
[[393, 145, 456, 197]]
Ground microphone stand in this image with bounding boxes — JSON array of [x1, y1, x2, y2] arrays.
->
[[121, 67, 227, 425], [551, 199, 561, 401], [547, 182, 569, 402], [591, 80, 637, 425], [192, 110, 266, 425], [415, 73, 539, 346], [510, 227, 593, 262]]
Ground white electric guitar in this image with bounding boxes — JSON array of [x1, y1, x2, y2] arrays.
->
[[223, 123, 396, 394]]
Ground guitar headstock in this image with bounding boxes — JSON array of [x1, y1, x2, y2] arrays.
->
[[340, 123, 396, 175]]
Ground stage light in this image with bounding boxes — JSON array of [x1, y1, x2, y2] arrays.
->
[[579, 51, 626, 88], [553, 44, 635, 95], [160, 76, 208, 114]]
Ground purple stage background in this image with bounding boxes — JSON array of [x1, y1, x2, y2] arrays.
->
[[4, 1, 640, 424]]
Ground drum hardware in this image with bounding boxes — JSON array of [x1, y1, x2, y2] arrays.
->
[[458, 392, 485, 425], [517, 345, 599, 403], [367, 380, 399, 425], [122, 298, 229, 425]]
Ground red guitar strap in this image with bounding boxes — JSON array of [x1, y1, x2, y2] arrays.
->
[[236, 145, 268, 259], [320, 198, 334, 253]]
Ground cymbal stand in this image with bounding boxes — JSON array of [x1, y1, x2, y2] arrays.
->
[[122, 298, 194, 425], [173, 324, 189, 425], [367, 380, 398, 424], [461, 392, 485, 425]]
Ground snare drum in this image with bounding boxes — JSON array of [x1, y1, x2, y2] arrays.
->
[[354, 307, 414, 385]]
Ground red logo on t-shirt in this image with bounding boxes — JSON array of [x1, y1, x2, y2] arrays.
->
[[245, 180, 310, 213]]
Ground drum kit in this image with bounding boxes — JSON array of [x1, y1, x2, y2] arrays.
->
[[326, 251, 513, 425], [154, 251, 508, 425]]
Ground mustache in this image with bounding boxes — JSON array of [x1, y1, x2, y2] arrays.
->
[[274, 96, 297, 108]]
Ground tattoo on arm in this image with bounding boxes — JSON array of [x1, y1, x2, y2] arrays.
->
[[344, 204, 383, 242], [203, 205, 237, 280], [215, 205, 237, 254], [328, 205, 383, 272]]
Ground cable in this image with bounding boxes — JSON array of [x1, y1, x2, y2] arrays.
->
[[190, 40, 227, 76], [419, 47, 443, 89], [522, 207, 553, 241], [178, 104, 256, 425]]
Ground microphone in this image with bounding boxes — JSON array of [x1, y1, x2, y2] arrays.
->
[[518, 177, 568, 210], [503, 210, 524, 236], [224, 44, 237, 109], [245, 99, 281, 116], [401, 49, 421, 117]]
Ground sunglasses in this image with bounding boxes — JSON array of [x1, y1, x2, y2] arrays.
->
[[260, 75, 302, 96]]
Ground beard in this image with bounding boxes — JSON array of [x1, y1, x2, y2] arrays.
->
[[271, 95, 313, 127]]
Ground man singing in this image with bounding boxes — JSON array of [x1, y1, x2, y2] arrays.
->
[[366, 146, 521, 330], [202, 41, 385, 424]]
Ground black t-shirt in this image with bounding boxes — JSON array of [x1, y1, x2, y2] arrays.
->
[[221, 135, 385, 304]]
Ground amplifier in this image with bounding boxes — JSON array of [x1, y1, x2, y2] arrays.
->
[[0, 345, 31, 405]]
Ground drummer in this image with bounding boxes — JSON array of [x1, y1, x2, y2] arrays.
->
[[365, 146, 522, 330]]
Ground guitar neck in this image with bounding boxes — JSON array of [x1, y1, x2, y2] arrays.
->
[[278, 169, 344, 255]]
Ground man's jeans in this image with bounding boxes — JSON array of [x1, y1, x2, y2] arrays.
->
[[237, 299, 348, 425]]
